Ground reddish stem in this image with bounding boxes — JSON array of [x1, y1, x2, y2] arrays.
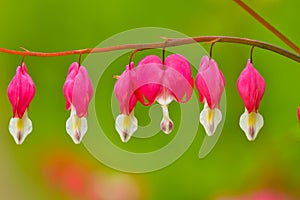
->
[[0, 36, 299, 62], [234, 0, 300, 54]]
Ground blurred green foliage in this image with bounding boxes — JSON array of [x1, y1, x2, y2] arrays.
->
[[0, 0, 300, 199]]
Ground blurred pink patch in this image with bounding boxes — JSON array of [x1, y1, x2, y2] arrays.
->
[[41, 150, 141, 200]]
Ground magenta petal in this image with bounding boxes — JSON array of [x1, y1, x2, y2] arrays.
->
[[164, 54, 194, 103], [114, 62, 137, 115], [237, 59, 265, 113], [72, 66, 94, 117], [195, 56, 225, 108], [7, 63, 36, 118], [163, 67, 193, 103], [135, 54, 194, 105], [138, 55, 162, 66], [135, 55, 163, 106], [135, 64, 163, 106], [165, 54, 192, 81], [63, 62, 79, 110]]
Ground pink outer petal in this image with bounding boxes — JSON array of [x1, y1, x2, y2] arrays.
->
[[164, 54, 192, 82], [114, 62, 137, 115], [63, 62, 79, 110], [237, 59, 265, 113], [7, 62, 36, 118], [135, 55, 163, 106], [72, 66, 94, 117], [135, 54, 194, 105], [164, 54, 194, 103], [195, 56, 225, 109]]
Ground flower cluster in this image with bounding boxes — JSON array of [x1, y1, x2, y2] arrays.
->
[[6, 53, 266, 145], [7, 62, 93, 144], [114, 54, 194, 142], [114, 54, 266, 143]]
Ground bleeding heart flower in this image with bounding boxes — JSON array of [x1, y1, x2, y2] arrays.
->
[[114, 62, 138, 142], [135, 54, 194, 134], [195, 56, 225, 136], [237, 59, 265, 141], [63, 62, 93, 144], [7, 62, 36, 144]]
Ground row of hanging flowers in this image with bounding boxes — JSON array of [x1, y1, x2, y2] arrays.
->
[[6, 45, 266, 144]]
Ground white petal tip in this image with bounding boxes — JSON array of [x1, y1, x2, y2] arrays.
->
[[239, 110, 264, 141], [120, 132, 131, 143], [66, 113, 88, 144], [9, 116, 32, 145], [115, 114, 138, 143], [200, 106, 222, 136], [160, 118, 174, 134]]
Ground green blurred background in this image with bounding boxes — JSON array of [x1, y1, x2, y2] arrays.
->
[[0, 0, 300, 199]]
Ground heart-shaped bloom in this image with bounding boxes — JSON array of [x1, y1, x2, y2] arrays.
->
[[237, 59, 265, 141], [135, 54, 194, 134], [7, 62, 36, 144], [114, 62, 138, 142], [63, 62, 93, 144], [195, 56, 225, 136]]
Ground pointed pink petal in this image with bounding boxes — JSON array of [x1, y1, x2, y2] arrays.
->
[[164, 54, 192, 81], [164, 54, 194, 103], [114, 62, 137, 115], [63, 62, 79, 110], [237, 59, 265, 112], [138, 55, 162, 66], [72, 66, 94, 117], [163, 67, 193, 103], [7, 63, 35, 118], [135, 55, 163, 106], [195, 56, 225, 108]]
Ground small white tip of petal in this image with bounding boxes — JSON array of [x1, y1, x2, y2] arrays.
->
[[200, 105, 222, 136], [239, 110, 264, 141], [160, 104, 174, 134], [66, 113, 88, 144], [160, 118, 174, 134], [9, 115, 32, 145], [115, 114, 138, 143]]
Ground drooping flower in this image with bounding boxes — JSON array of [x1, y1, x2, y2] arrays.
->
[[7, 62, 36, 144], [63, 62, 93, 144], [114, 62, 138, 142], [237, 59, 265, 141], [195, 56, 225, 136], [135, 54, 194, 134]]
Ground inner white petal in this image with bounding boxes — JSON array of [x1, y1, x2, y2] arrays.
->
[[239, 109, 264, 141], [8, 110, 32, 145], [199, 102, 222, 136], [66, 106, 88, 144], [115, 112, 138, 143], [156, 88, 173, 106]]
